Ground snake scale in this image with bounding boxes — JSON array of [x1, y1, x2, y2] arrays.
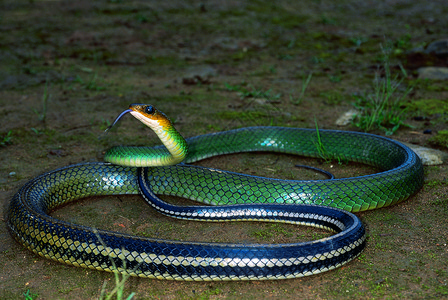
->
[[7, 104, 423, 281]]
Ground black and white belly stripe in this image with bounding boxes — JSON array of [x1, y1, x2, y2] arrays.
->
[[137, 167, 366, 280]]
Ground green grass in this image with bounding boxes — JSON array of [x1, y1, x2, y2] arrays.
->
[[352, 48, 413, 135], [408, 99, 448, 116], [31, 80, 50, 123], [99, 276, 135, 300], [0, 130, 12, 147], [224, 82, 281, 100], [314, 118, 329, 162], [290, 73, 312, 105], [72, 72, 107, 91], [23, 289, 38, 300], [320, 91, 344, 105], [193, 288, 223, 300], [313, 118, 345, 164], [429, 130, 448, 150], [94, 231, 136, 300]]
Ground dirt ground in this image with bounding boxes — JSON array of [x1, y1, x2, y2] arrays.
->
[[1, 0, 448, 299]]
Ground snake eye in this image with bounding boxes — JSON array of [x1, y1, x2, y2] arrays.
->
[[145, 106, 155, 115]]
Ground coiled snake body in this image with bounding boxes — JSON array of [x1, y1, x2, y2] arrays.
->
[[7, 104, 423, 280]]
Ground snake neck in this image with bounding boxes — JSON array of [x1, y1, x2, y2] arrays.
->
[[151, 123, 188, 166]]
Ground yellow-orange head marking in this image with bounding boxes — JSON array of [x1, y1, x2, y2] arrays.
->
[[128, 103, 173, 131]]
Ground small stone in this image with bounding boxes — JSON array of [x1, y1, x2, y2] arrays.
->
[[417, 67, 448, 80], [375, 279, 385, 285], [47, 149, 68, 157], [413, 116, 429, 121], [425, 39, 448, 58], [181, 66, 217, 85], [335, 109, 359, 126], [402, 142, 448, 165], [254, 98, 268, 105]]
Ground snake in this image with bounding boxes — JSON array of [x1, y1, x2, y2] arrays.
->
[[7, 103, 424, 281]]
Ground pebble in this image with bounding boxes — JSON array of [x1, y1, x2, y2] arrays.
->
[[424, 39, 448, 57], [417, 67, 448, 80], [413, 116, 429, 121], [407, 38, 448, 71], [335, 109, 359, 126], [181, 65, 217, 85], [402, 142, 448, 165]]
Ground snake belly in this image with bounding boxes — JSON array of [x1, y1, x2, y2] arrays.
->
[[7, 127, 423, 280]]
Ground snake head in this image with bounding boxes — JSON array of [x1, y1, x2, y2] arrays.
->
[[105, 103, 173, 133], [128, 103, 172, 130]]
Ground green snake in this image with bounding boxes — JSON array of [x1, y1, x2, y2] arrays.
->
[[7, 104, 423, 281]]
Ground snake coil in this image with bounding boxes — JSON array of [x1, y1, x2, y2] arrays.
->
[[7, 104, 423, 280]]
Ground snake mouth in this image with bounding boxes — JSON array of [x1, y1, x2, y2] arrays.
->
[[105, 104, 157, 133], [104, 109, 133, 133]]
